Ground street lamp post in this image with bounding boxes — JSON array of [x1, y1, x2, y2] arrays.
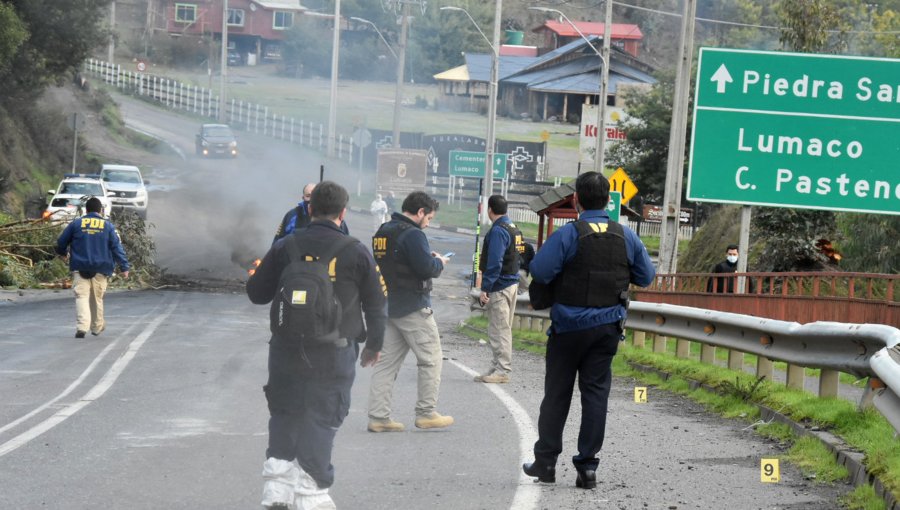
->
[[219, 0, 228, 122], [350, 17, 399, 60], [530, 6, 611, 174], [326, 0, 341, 157], [440, 3, 502, 226]]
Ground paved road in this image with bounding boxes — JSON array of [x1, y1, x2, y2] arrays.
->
[[0, 90, 851, 509]]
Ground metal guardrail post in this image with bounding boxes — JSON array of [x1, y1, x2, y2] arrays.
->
[[819, 369, 840, 398], [728, 350, 743, 371], [676, 338, 690, 358], [653, 335, 667, 353], [632, 330, 646, 348], [700, 344, 716, 364], [756, 356, 774, 381]]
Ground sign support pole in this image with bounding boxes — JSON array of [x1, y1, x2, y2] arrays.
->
[[738, 205, 751, 293], [472, 178, 483, 289]]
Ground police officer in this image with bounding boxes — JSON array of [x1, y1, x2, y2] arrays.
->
[[247, 181, 387, 510], [274, 183, 349, 244], [474, 195, 523, 384], [56, 197, 130, 338], [522, 171, 655, 489], [366, 191, 454, 432]]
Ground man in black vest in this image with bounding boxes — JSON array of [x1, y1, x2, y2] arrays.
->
[[523, 171, 655, 490], [366, 191, 454, 432], [474, 194, 523, 384], [247, 181, 386, 510]]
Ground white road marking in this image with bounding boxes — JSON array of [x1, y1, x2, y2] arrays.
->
[[0, 297, 179, 458], [448, 360, 541, 510]]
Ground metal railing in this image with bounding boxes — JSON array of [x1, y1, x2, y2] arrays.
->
[[636, 272, 900, 325], [84, 59, 357, 162], [470, 290, 900, 434]]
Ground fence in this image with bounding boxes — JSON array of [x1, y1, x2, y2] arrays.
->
[[469, 289, 900, 434], [507, 207, 694, 239], [84, 59, 358, 163]]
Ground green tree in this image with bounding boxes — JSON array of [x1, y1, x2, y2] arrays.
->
[[0, 0, 111, 106], [608, 69, 683, 203], [0, 2, 27, 71]]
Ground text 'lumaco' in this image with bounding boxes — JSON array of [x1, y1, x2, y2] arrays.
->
[[737, 128, 863, 159]]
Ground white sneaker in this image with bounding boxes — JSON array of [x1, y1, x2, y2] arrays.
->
[[261, 458, 299, 509], [294, 467, 336, 510]]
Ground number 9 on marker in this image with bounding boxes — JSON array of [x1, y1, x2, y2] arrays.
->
[[760, 458, 780, 483]]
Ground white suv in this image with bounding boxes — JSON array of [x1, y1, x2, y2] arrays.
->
[[44, 174, 114, 222], [100, 164, 149, 219]]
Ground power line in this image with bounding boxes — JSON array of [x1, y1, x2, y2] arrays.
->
[[534, 1, 900, 35]]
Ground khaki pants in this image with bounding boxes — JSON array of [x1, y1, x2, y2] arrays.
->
[[486, 284, 517, 375], [73, 272, 108, 334], [368, 308, 443, 419]]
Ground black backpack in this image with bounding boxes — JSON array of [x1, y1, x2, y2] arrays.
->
[[270, 234, 358, 346]]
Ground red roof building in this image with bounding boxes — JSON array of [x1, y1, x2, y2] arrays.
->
[[533, 20, 643, 57]]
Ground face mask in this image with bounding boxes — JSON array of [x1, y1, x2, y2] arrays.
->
[[726, 255, 738, 264]]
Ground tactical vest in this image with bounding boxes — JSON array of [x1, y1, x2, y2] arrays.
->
[[554, 220, 631, 308], [372, 220, 433, 294], [479, 221, 525, 276]]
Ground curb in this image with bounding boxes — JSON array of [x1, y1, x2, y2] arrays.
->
[[628, 362, 898, 510]]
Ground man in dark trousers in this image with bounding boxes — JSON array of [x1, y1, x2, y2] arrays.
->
[[475, 194, 523, 384], [247, 181, 386, 510], [707, 244, 740, 293], [523, 171, 655, 489], [56, 197, 130, 338], [367, 191, 453, 432]]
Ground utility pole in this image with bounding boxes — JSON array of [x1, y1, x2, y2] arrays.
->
[[481, 0, 502, 226], [218, 0, 228, 122], [108, 1, 116, 63], [596, 0, 613, 173], [326, 0, 342, 157], [657, 0, 697, 274], [391, 1, 410, 148]]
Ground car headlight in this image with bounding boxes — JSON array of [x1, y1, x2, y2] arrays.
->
[[229, 141, 238, 148], [201, 140, 209, 147], [136, 189, 147, 197]]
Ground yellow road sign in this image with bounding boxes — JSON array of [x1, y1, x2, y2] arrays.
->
[[609, 167, 638, 204], [540, 130, 550, 142]]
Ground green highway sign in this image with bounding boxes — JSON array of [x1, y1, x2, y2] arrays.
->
[[448, 150, 508, 179], [688, 48, 900, 215], [607, 191, 621, 222]]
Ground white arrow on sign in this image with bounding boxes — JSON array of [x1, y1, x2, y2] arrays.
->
[[710, 63, 733, 93]]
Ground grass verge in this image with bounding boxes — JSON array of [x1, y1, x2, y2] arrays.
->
[[458, 316, 894, 510]]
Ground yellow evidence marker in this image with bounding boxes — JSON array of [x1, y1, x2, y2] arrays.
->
[[634, 387, 648, 403], [761, 458, 780, 483]]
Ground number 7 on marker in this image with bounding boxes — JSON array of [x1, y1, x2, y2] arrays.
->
[[634, 387, 647, 403]]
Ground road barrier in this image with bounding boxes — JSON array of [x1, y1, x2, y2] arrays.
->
[[469, 290, 900, 434]]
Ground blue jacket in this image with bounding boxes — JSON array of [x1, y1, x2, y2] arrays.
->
[[56, 213, 130, 276], [529, 209, 655, 334], [481, 215, 519, 293], [383, 213, 444, 318]]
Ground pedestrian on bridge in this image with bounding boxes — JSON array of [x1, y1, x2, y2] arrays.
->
[[474, 195, 524, 384], [707, 244, 740, 293], [248, 181, 387, 510], [523, 171, 655, 489], [55, 197, 130, 338], [367, 191, 454, 432]]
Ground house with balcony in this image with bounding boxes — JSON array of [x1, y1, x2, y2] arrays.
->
[[165, 0, 307, 63]]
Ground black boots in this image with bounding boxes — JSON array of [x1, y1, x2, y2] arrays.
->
[[522, 462, 556, 483], [575, 469, 597, 489]]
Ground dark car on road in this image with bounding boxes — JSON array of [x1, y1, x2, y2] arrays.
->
[[195, 124, 238, 158]]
